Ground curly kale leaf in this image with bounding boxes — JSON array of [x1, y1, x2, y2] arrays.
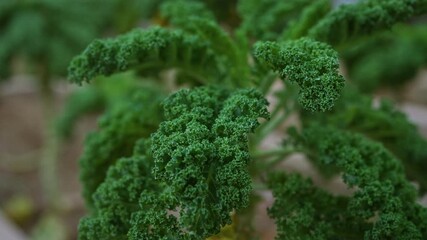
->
[[68, 15, 249, 87], [80, 139, 183, 240], [302, 88, 427, 193], [150, 86, 269, 238], [79, 86, 269, 239], [341, 24, 427, 92], [280, 0, 331, 40], [79, 87, 164, 208], [78, 139, 173, 240], [160, 1, 251, 87], [254, 38, 345, 112], [308, 0, 425, 46], [56, 72, 146, 140], [270, 125, 427, 239], [268, 173, 355, 240], [237, 0, 315, 40], [79, 155, 153, 240]]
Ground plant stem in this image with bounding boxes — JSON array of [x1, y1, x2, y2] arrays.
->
[[254, 105, 292, 146], [258, 73, 277, 95], [256, 146, 298, 164], [251, 146, 300, 177], [252, 148, 294, 160], [264, 152, 294, 170], [37, 64, 60, 212]]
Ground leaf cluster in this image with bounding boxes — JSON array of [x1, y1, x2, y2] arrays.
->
[[64, 0, 427, 239], [79, 86, 164, 208], [254, 38, 344, 112], [308, 0, 425, 46], [302, 87, 427, 193], [68, 26, 233, 86], [79, 86, 269, 239], [269, 125, 427, 239]]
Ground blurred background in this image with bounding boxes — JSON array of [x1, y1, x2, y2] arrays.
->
[[1, 0, 426, 239]]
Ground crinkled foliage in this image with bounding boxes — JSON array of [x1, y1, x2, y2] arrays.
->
[[79, 154, 155, 240], [68, 27, 220, 85], [302, 88, 427, 193], [237, 0, 315, 40], [254, 38, 345, 112], [150, 86, 269, 238], [79, 87, 164, 208], [79, 86, 269, 239], [68, 15, 249, 87], [158, 3, 251, 87], [308, 0, 425, 46], [280, 0, 331, 40], [270, 125, 427, 239], [68, 1, 427, 239]]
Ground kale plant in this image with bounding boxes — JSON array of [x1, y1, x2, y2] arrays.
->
[[66, 0, 427, 239]]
